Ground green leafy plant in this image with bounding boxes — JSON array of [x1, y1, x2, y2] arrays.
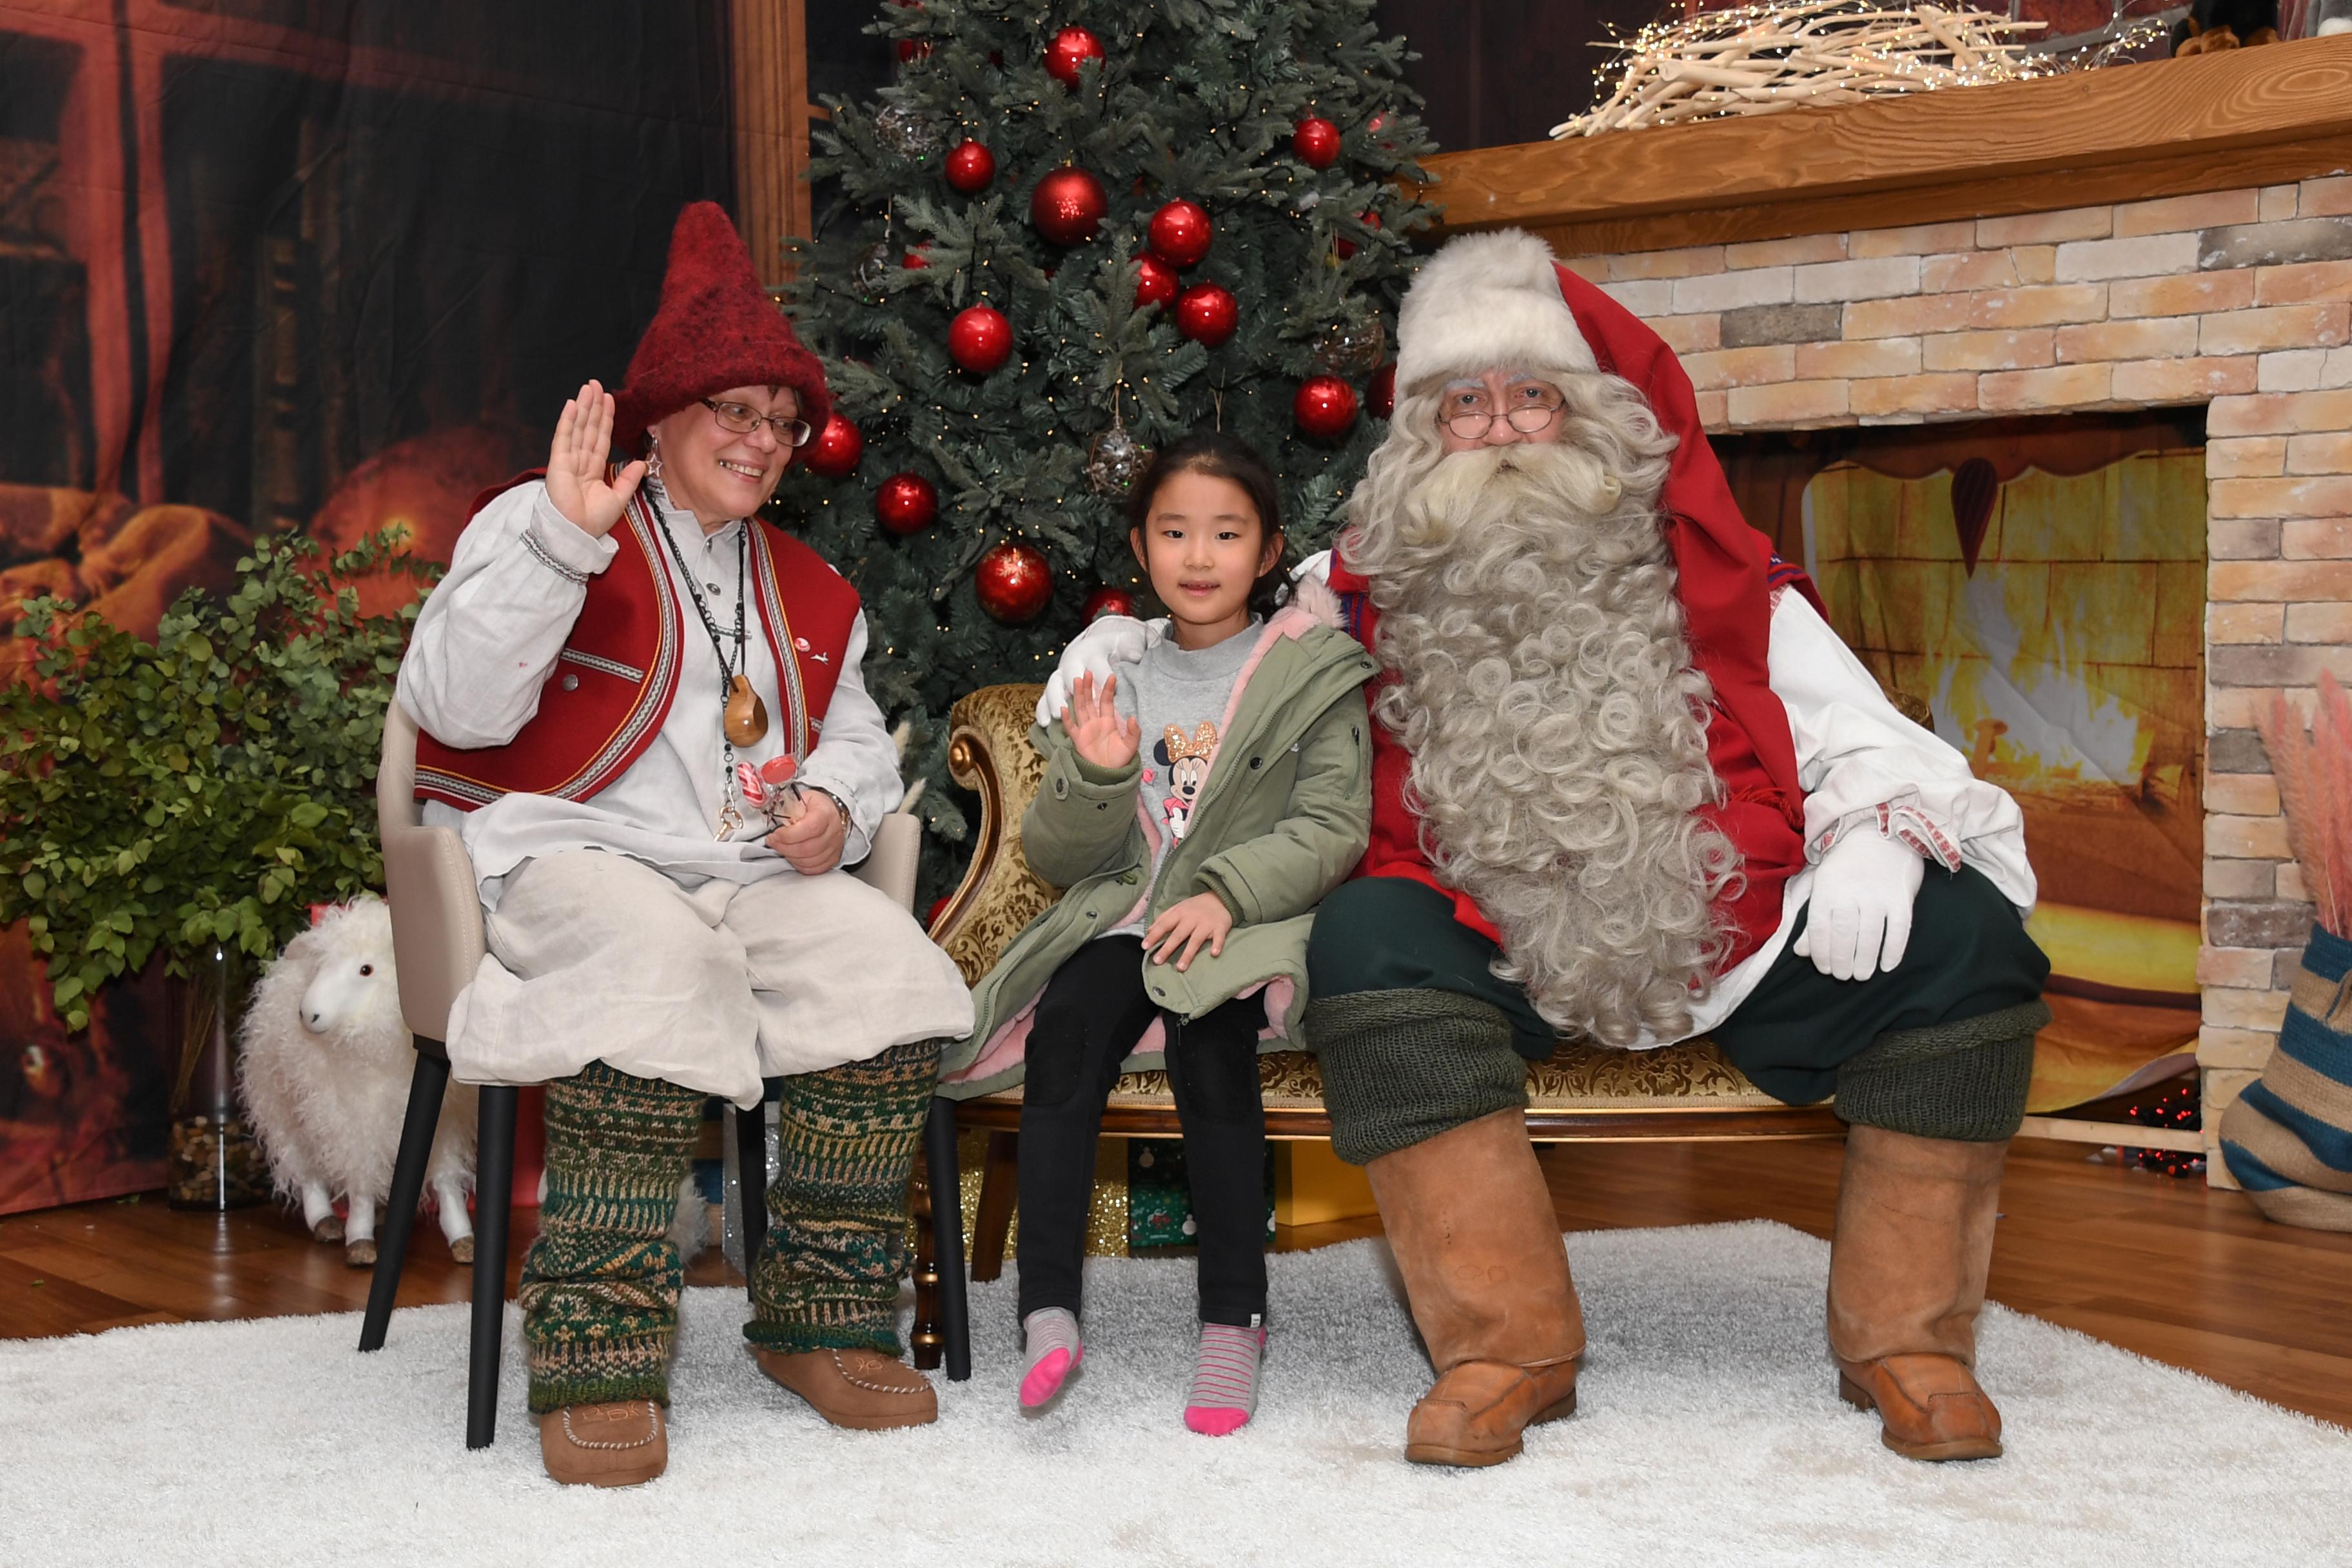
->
[[0, 529, 436, 1030]]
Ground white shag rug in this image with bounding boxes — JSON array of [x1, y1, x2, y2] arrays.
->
[[4, 1220, 2347, 1567]]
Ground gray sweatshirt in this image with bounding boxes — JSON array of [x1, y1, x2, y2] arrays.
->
[[1104, 621, 1260, 934]]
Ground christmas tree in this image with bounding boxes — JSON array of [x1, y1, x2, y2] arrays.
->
[[770, 0, 1437, 887]]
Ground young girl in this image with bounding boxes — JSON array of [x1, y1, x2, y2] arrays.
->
[[941, 433, 1374, 1434]]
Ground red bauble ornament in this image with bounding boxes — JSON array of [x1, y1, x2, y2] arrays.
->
[[896, 37, 932, 62], [1174, 283, 1239, 347], [803, 415, 865, 479], [1291, 116, 1341, 168], [1132, 253, 1178, 309], [903, 241, 933, 270], [875, 472, 938, 535], [926, 893, 954, 932], [1368, 361, 1396, 420], [976, 540, 1053, 623], [1293, 375, 1360, 441], [1043, 26, 1104, 86], [1335, 209, 1382, 260], [948, 304, 1014, 373], [1083, 585, 1137, 622], [1030, 166, 1109, 245], [945, 139, 996, 192], [1148, 200, 1213, 268]]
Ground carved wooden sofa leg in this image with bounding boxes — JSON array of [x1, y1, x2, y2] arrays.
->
[[970, 1131, 1019, 1282]]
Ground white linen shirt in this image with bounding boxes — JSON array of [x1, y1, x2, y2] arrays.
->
[[396, 477, 905, 910]]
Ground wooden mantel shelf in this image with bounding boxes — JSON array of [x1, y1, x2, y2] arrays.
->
[[1421, 34, 2352, 255]]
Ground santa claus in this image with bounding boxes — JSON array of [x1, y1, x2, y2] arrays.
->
[[1046, 230, 2049, 1469]]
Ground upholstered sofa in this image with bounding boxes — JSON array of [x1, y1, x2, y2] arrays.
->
[[904, 682, 1846, 1371]]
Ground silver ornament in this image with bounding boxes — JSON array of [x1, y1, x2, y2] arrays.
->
[[1312, 317, 1387, 377], [874, 103, 942, 160], [1084, 423, 1153, 497]]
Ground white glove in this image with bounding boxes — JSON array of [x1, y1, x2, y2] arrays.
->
[[1291, 548, 1334, 586], [1793, 830, 1925, 983], [1035, 614, 1168, 724]]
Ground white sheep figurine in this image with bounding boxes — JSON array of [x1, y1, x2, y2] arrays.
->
[[238, 896, 478, 1267]]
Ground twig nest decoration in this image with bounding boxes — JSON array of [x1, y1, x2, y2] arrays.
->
[[1084, 422, 1153, 496], [873, 103, 943, 159], [1553, 1, 2159, 139], [1312, 318, 1386, 377]]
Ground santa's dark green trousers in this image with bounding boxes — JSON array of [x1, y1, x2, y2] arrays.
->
[[1302, 868, 2050, 1166]]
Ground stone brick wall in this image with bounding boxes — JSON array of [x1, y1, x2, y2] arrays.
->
[[1563, 179, 2352, 1180]]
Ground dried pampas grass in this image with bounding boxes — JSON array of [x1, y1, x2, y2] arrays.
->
[[2257, 673, 2352, 941]]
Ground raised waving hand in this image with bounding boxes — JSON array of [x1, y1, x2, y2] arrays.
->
[[544, 380, 647, 540]]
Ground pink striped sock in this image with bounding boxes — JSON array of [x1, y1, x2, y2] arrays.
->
[[1183, 1321, 1268, 1436], [1019, 1308, 1084, 1409]]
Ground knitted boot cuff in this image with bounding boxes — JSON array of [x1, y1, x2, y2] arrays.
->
[[1304, 989, 1527, 1166], [1834, 999, 2051, 1143]]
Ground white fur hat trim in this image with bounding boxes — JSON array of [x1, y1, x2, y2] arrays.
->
[[1393, 230, 1596, 395]]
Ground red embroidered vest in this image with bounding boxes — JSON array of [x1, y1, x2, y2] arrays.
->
[[415, 476, 861, 810]]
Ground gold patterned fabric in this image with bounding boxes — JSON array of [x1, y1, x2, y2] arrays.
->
[[933, 683, 1789, 1119]]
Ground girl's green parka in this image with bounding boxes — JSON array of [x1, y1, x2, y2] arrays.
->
[[939, 586, 1376, 1097]]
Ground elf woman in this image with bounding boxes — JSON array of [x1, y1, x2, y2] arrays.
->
[[940, 434, 1375, 1435], [397, 203, 973, 1487]]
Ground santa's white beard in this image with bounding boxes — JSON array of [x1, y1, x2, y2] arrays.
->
[[1354, 440, 1738, 1047]]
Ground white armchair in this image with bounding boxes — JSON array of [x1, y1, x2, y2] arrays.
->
[[357, 700, 927, 1448]]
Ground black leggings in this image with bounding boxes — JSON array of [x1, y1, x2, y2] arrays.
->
[[1016, 936, 1268, 1328]]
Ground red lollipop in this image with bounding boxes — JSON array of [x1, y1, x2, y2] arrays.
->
[[876, 472, 938, 535], [977, 540, 1054, 622], [948, 304, 1014, 373], [1148, 200, 1213, 268], [1293, 375, 1359, 441], [945, 139, 995, 193], [1292, 116, 1341, 168], [803, 415, 864, 478], [1043, 26, 1104, 86], [1030, 166, 1108, 245], [1174, 283, 1238, 347], [1132, 253, 1178, 309]]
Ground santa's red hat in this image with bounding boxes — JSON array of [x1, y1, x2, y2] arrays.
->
[[612, 202, 831, 455]]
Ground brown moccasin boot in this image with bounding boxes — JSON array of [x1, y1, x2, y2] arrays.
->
[[1828, 1124, 2009, 1462], [538, 1399, 667, 1487], [1838, 1353, 2002, 1462], [755, 1346, 938, 1430], [1366, 1108, 1586, 1468]]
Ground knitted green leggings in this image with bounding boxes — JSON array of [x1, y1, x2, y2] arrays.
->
[[519, 1037, 943, 1413]]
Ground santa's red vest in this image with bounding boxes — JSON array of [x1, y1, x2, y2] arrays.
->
[[415, 475, 861, 810]]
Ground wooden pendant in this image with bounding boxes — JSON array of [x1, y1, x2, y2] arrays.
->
[[724, 674, 770, 747]]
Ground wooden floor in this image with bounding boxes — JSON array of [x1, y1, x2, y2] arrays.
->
[[5, 1135, 2349, 1429]]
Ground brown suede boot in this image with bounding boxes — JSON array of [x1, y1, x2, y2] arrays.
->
[[1366, 1108, 1584, 1467], [754, 1347, 938, 1430], [538, 1400, 667, 1487], [1828, 1124, 2008, 1462]]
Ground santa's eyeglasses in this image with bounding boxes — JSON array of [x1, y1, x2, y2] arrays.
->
[[1440, 384, 1565, 440], [703, 398, 814, 447]]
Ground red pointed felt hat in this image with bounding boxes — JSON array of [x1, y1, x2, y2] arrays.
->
[[612, 201, 832, 454]]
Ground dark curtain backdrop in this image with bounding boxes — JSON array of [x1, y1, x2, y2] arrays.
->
[[0, 0, 732, 1213]]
